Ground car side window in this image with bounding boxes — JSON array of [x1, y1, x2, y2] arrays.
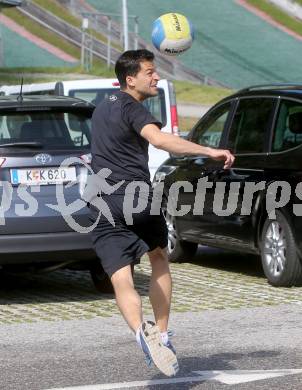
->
[[143, 89, 166, 127], [191, 102, 232, 147], [228, 98, 275, 154], [272, 100, 302, 152]]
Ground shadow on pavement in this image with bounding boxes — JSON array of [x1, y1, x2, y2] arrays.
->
[[190, 246, 265, 279], [0, 246, 265, 305], [148, 350, 280, 389], [0, 268, 150, 305]]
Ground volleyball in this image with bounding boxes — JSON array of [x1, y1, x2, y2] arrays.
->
[[151, 13, 194, 56]]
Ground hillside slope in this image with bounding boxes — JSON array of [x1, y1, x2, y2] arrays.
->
[[0, 14, 77, 68], [86, 0, 302, 88]]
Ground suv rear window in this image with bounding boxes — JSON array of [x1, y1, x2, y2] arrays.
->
[[0, 110, 91, 150], [69, 88, 167, 127]]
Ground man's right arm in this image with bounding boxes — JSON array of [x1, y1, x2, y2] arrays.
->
[[140, 124, 235, 169]]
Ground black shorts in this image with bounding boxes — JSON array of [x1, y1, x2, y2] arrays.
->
[[88, 192, 168, 278]]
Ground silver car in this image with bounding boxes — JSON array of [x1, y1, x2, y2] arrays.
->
[[0, 95, 111, 292]]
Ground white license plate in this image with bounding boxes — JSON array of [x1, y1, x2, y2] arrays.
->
[[10, 167, 77, 185]]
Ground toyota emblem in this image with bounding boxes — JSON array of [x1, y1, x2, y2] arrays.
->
[[35, 153, 52, 165]]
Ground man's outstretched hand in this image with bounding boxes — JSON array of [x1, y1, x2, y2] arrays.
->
[[208, 148, 235, 169]]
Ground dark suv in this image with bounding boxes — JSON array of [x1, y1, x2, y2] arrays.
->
[[0, 95, 108, 290], [154, 84, 302, 287]]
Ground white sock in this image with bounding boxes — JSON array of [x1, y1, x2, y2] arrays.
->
[[161, 331, 169, 345], [135, 327, 142, 347], [136, 327, 168, 345]]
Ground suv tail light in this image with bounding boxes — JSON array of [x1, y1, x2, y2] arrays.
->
[[168, 80, 179, 136], [170, 105, 179, 135]]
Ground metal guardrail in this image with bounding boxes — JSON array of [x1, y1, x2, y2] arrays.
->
[[0, 0, 22, 6], [18, 1, 226, 86], [18, 1, 121, 63], [69, 1, 224, 85]]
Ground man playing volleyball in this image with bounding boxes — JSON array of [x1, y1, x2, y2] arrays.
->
[[90, 49, 234, 376]]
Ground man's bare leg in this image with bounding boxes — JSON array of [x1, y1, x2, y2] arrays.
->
[[111, 257, 178, 376], [148, 247, 172, 332], [110, 264, 142, 332]]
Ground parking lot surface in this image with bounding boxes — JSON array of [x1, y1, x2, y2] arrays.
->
[[1, 247, 302, 324]]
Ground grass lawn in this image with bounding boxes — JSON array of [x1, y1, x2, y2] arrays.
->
[[174, 81, 233, 105]]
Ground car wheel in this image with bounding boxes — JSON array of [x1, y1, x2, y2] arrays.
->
[[162, 200, 197, 262], [260, 210, 302, 287], [89, 262, 114, 294], [89, 261, 135, 293]]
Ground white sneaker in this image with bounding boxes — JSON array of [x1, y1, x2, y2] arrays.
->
[[138, 320, 179, 377]]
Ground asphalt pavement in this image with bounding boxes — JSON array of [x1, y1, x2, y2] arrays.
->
[[1, 304, 302, 390], [1, 249, 302, 389]]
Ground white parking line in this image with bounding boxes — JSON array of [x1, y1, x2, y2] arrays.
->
[[193, 369, 302, 384], [44, 369, 302, 389], [44, 376, 205, 389]]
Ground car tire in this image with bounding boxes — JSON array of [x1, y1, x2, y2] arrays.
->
[[89, 261, 135, 293], [89, 262, 114, 294], [260, 210, 302, 287], [162, 200, 197, 262]]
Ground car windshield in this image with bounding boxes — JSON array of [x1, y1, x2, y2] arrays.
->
[[69, 87, 167, 126], [0, 110, 91, 150]]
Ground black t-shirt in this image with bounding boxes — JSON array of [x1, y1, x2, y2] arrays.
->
[[91, 90, 161, 184]]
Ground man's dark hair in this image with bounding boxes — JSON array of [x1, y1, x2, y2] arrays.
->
[[115, 49, 155, 89]]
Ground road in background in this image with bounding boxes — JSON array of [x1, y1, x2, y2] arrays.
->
[[177, 103, 210, 118]]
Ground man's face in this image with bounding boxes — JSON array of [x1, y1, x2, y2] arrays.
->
[[126, 60, 160, 101]]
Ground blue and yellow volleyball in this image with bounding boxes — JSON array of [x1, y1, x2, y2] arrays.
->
[[151, 13, 195, 56]]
